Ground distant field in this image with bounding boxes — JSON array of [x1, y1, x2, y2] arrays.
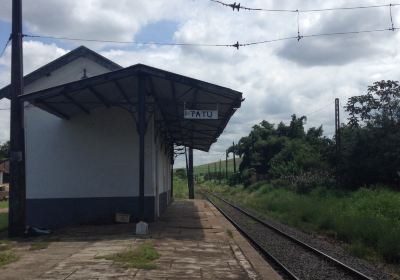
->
[[0, 201, 8, 209], [191, 158, 242, 175]]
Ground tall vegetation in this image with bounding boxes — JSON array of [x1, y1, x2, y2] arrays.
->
[[230, 80, 400, 190]]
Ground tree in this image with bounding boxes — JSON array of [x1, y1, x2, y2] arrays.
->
[[341, 80, 400, 188], [0, 141, 9, 160]]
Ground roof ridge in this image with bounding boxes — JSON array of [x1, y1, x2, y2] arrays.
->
[[0, 45, 122, 99]]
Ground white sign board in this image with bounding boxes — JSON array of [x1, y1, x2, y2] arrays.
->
[[184, 110, 218, 120]]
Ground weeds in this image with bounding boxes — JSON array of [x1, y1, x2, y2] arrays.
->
[[96, 242, 160, 270], [0, 252, 18, 268], [29, 242, 49, 251], [203, 183, 400, 264]]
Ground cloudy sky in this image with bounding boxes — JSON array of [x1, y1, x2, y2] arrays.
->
[[0, 0, 399, 167]]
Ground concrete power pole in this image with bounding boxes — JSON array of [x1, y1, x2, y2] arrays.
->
[[9, 0, 26, 237], [335, 98, 341, 187]]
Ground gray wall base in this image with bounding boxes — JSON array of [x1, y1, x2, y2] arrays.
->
[[26, 196, 155, 229]]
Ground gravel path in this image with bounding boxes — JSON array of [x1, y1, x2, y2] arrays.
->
[[211, 196, 388, 280]]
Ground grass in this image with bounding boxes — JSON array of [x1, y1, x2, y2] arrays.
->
[[96, 242, 160, 270], [0, 213, 7, 232], [201, 181, 400, 265], [173, 176, 188, 200], [29, 242, 49, 251], [0, 201, 8, 209], [0, 252, 18, 268], [226, 229, 233, 238], [0, 240, 18, 268]]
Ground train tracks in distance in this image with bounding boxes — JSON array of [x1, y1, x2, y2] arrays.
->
[[202, 191, 374, 280]]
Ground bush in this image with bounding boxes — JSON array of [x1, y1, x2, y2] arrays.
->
[[228, 172, 242, 186]]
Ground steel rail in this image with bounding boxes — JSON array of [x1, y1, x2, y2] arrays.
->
[[207, 192, 373, 280], [202, 192, 299, 280]]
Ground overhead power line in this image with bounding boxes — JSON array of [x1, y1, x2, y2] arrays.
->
[[210, 0, 400, 13], [23, 34, 233, 48], [23, 27, 399, 50]]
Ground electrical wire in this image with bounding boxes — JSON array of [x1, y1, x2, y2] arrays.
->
[[24, 26, 399, 50], [210, 0, 400, 13], [23, 34, 234, 48]]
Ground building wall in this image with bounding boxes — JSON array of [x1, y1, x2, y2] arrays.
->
[[25, 106, 159, 228], [22, 56, 171, 228], [24, 57, 113, 94]]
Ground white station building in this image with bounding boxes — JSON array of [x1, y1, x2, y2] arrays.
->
[[0, 46, 242, 229]]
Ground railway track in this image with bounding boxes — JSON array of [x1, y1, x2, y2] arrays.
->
[[203, 192, 375, 280]]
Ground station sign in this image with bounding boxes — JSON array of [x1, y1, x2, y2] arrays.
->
[[184, 110, 218, 120]]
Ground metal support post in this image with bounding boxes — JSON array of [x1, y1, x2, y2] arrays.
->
[[188, 147, 194, 199], [138, 74, 146, 221], [170, 145, 174, 199], [9, 0, 26, 237]]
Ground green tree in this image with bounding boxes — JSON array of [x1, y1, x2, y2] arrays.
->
[[0, 141, 9, 160]]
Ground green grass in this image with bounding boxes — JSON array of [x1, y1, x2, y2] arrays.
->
[[29, 242, 49, 251], [0, 252, 18, 268], [226, 229, 233, 238], [0, 201, 8, 209], [96, 242, 160, 270], [0, 240, 18, 268], [173, 177, 188, 199], [201, 182, 400, 265], [0, 214, 7, 232]]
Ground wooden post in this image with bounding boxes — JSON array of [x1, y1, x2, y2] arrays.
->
[[9, 0, 26, 237]]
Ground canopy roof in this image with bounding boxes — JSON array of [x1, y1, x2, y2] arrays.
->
[[20, 64, 243, 151]]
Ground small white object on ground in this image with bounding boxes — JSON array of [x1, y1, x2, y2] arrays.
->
[[136, 221, 149, 235]]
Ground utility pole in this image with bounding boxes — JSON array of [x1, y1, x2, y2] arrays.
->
[[9, 0, 26, 237], [188, 147, 194, 199], [232, 141, 237, 173], [335, 98, 341, 154], [335, 98, 341, 187], [225, 151, 228, 179], [219, 159, 222, 184]]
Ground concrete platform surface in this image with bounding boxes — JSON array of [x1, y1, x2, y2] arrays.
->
[[0, 199, 282, 280]]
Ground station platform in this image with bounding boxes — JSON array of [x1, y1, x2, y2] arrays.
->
[[0, 199, 282, 280]]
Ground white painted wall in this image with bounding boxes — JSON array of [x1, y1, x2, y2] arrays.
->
[[23, 54, 171, 217], [25, 57, 112, 94], [25, 106, 156, 199]]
